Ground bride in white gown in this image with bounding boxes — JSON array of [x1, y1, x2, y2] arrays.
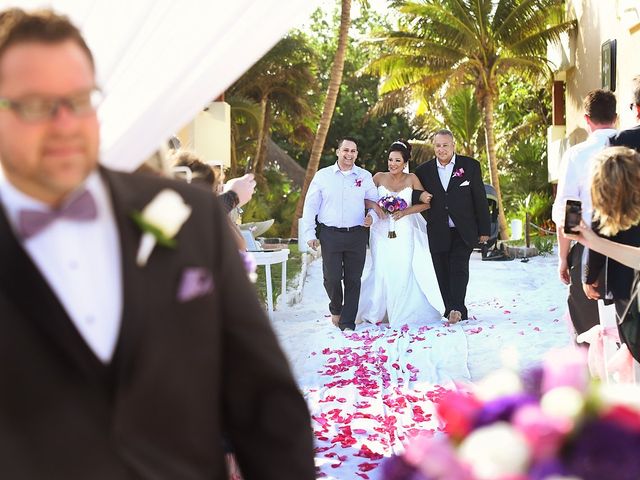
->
[[357, 140, 444, 327]]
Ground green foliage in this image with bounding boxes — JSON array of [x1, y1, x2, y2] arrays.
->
[[253, 244, 303, 306], [414, 86, 483, 158], [282, 5, 417, 175], [532, 235, 555, 255], [513, 192, 554, 226], [496, 75, 554, 216], [228, 34, 321, 171], [241, 167, 300, 237]]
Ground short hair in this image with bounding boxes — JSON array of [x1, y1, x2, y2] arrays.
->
[[337, 136, 358, 149], [591, 146, 640, 236], [0, 8, 94, 71], [583, 89, 617, 125], [433, 129, 455, 142], [388, 139, 412, 162], [632, 75, 640, 106], [169, 150, 218, 190]]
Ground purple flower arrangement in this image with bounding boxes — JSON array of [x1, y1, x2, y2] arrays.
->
[[453, 167, 465, 178], [378, 194, 408, 238], [383, 348, 640, 480]]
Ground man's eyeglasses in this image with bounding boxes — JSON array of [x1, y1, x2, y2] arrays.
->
[[0, 88, 102, 122]]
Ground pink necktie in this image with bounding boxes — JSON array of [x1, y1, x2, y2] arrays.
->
[[18, 189, 98, 240]]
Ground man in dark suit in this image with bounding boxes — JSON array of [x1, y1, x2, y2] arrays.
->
[[0, 8, 314, 479], [412, 129, 490, 323], [584, 76, 640, 318]]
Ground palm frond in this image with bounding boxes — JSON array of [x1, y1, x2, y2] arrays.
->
[[507, 21, 576, 57], [493, 0, 564, 42], [399, 1, 482, 49]]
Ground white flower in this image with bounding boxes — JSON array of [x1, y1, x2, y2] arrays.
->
[[133, 189, 192, 266], [540, 386, 585, 421], [458, 422, 530, 479], [475, 368, 523, 401], [140, 189, 192, 238], [597, 383, 640, 412]]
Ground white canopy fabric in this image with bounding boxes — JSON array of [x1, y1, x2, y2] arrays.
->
[[1, 0, 322, 170]]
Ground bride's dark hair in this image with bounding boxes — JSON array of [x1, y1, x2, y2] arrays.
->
[[389, 140, 412, 162]]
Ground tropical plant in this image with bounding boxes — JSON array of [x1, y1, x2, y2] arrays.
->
[[227, 95, 262, 176], [242, 167, 300, 237], [532, 234, 554, 254], [229, 34, 319, 176], [294, 4, 416, 175], [291, 0, 355, 237], [367, 0, 575, 239], [413, 86, 483, 158]]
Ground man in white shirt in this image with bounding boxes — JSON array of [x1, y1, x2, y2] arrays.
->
[[301, 137, 378, 331], [552, 89, 617, 335], [0, 8, 314, 479]]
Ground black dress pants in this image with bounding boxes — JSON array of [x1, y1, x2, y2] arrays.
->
[[567, 243, 601, 335], [318, 226, 368, 330], [430, 228, 473, 320]]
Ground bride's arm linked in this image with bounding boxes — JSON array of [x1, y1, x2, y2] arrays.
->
[[365, 173, 385, 224], [391, 174, 431, 220]]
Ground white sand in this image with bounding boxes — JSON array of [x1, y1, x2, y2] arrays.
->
[[269, 248, 572, 479]]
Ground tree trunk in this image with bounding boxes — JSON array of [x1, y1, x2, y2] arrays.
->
[[482, 93, 509, 240], [230, 129, 238, 177], [249, 96, 269, 174], [255, 102, 272, 176], [290, 0, 352, 237]]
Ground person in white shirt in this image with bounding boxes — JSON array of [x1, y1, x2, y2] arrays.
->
[[552, 89, 618, 335], [301, 137, 379, 331]]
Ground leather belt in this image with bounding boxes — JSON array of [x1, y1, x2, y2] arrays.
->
[[320, 223, 364, 232]]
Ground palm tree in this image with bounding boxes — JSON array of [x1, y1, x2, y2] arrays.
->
[[291, 0, 353, 237], [368, 0, 574, 239], [413, 86, 483, 158], [230, 35, 318, 177], [227, 95, 262, 176]]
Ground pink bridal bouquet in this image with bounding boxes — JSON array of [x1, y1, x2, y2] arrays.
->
[[378, 194, 408, 238], [383, 348, 640, 480]]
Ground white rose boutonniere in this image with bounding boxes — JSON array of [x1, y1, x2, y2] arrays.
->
[[131, 189, 192, 267]]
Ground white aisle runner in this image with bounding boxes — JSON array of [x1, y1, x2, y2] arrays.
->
[[272, 254, 471, 479]]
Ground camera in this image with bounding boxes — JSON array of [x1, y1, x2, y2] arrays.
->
[[563, 199, 582, 234]]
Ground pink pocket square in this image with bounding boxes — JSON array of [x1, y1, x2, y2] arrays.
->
[[177, 267, 214, 302]]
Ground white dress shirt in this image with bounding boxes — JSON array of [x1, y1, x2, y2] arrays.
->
[[552, 128, 618, 228], [0, 171, 123, 362], [300, 163, 378, 242], [436, 154, 456, 227]]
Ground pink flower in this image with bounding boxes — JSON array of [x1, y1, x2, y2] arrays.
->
[[542, 348, 589, 394], [436, 391, 483, 440], [354, 178, 363, 187], [512, 404, 571, 461], [453, 167, 465, 178], [601, 405, 640, 432], [405, 434, 472, 479]]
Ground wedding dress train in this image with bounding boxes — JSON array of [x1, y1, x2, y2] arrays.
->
[[357, 186, 444, 327]]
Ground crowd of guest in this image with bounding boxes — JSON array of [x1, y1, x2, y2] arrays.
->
[[555, 76, 640, 364]]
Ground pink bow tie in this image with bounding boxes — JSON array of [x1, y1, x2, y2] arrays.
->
[[18, 189, 98, 239]]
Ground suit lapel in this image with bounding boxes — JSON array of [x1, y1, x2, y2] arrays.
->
[[429, 160, 445, 193], [99, 168, 149, 385], [447, 156, 466, 192], [0, 203, 108, 380]]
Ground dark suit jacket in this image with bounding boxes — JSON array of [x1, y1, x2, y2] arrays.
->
[[609, 125, 640, 151], [0, 169, 315, 480], [412, 155, 490, 252], [584, 126, 640, 300], [585, 222, 640, 300]]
